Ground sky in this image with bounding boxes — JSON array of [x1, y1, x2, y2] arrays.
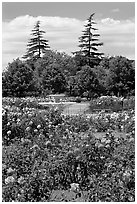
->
[[2, 2, 135, 69]]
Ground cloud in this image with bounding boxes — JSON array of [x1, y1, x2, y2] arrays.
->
[[2, 15, 84, 69], [2, 15, 135, 69], [98, 17, 135, 57], [111, 8, 120, 13], [100, 18, 120, 25]]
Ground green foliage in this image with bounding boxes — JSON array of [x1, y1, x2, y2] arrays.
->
[[2, 15, 135, 98], [50, 189, 89, 201], [107, 56, 135, 97], [2, 97, 135, 201], [73, 53, 88, 69], [89, 96, 135, 119], [90, 96, 123, 112], [2, 59, 35, 97], [32, 50, 78, 95], [94, 57, 110, 94], [2, 55, 135, 98], [40, 50, 77, 75], [37, 63, 67, 94], [94, 56, 135, 97], [69, 65, 100, 98], [23, 21, 50, 59], [74, 13, 103, 67]]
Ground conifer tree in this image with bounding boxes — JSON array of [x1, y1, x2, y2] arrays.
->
[[74, 13, 103, 67], [23, 21, 50, 59]]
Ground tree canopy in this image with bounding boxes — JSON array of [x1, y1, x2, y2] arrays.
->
[[2, 59, 35, 97], [2, 15, 135, 98]]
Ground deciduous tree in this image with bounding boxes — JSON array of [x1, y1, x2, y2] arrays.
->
[[106, 56, 135, 97], [69, 65, 100, 98], [2, 59, 35, 97], [41, 64, 67, 94]]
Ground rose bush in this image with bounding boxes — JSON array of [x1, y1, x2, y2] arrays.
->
[[89, 96, 135, 112], [2, 97, 135, 202]]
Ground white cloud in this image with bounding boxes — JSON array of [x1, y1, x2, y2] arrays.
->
[[2, 15, 135, 69], [100, 18, 120, 25], [2, 15, 84, 69], [111, 8, 120, 13], [98, 18, 135, 58]]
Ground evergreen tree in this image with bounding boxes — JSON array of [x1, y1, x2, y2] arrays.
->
[[74, 13, 103, 67], [23, 21, 50, 59]]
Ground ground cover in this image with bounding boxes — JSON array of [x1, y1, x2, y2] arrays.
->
[[2, 97, 135, 202], [62, 102, 89, 115]]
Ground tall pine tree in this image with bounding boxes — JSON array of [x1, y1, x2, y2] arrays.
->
[[74, 13, 103, 67], [23, 21, 50, 59]]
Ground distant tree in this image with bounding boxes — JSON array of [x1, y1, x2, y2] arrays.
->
[[73, 53, 88, 71], [106, 56, 135, 97], [23, 21, 50, 60], [94, 57, 111, 95], [2, 59, 35, 97], [32, 55, 68, 95], [73, 13, 103, 67], [69, 65, 100, 98], [33, 50, 78, 78], [32, 50, 75, 95], [41, 64, 67, 94], [97, 56, 110, 69]]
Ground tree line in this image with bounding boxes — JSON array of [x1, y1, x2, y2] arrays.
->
[[2, 14, 135, 98]]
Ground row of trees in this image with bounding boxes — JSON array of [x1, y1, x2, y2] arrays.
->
[[2, 52, 135, 98], [2, 14, 135, 98]]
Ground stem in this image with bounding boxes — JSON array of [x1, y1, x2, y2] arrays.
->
[[38, 36, 41, 58]]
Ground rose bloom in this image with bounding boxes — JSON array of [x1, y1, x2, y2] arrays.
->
[[70, 183, 80, 192], [7, 130, 11, 135], [29, 121, 33, 125], [26, 127, 31, 132], [30, 144, 40, 150], [37, 124, 41, 129], [5, 176, 15, 184], [34, 129, 38, 133], [18, 176, 25, 184], [7, 167, 15, 174]]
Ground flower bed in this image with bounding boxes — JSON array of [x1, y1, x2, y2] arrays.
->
[[89, 96, 135, 112], [2, 97, 135, 202]]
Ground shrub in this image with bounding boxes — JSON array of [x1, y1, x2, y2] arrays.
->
[[75, 97, 81, 103], [2, 97, 135, 201]]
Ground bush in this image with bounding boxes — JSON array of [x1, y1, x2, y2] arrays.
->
[[89, 96, 135, 112], [75, 97, 81, 103], [2, 97, 135, 201]]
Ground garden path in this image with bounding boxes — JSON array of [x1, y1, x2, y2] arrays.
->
[[62, 102, 90, 115]]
